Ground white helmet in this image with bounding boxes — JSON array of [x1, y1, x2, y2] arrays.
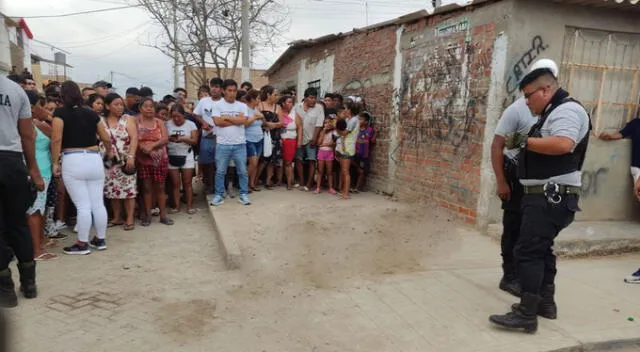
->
[[528, 58, 559, 78]]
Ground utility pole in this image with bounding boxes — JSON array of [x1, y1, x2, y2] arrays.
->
[[365, 1, 369, 26], [110, 71, 114, 86], [241, 0, 250, 82], [172, 0, 179, 89]]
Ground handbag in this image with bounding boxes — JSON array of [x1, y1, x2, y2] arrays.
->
[[168, 155, 187, 167], [263, 130, 273, 158]]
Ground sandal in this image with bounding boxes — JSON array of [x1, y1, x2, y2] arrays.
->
[[124, 223, 135, 231], [48, 232, 68, 240], [168, 208, 180, 214], [252, 187, 261, 192], [265, 184, 273, 190], [186, 208, 197, 215], [140, 218, 151, 227], [34, 252, 58, 261], [108, 221, 124, 228], [44, 238, 58, 248], [160, 217, 174, 226]]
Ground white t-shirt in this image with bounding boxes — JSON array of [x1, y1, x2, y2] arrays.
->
[[295, 103, 324, 145], [194, 97, 219, 136], [212, 100, 248, 145], [166, 119, 197, 156]]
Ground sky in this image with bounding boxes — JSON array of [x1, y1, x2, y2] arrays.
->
[[2, 0, 436, 97]]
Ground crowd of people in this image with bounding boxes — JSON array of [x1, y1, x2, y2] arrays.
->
[[4, 72, 377, 263]]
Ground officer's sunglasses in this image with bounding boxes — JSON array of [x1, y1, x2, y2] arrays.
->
[[523, 86, 546, 100]]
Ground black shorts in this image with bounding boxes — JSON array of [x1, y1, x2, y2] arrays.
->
[[354, 155, 370, 174]]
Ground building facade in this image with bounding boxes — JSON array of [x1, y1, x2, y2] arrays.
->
[[183, 66, 269, 101], [266, 0, 640, 226]]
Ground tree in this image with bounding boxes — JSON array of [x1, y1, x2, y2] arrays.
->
[[138, 0, 289, 86]]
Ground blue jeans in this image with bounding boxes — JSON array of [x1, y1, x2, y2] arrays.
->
[[215, 144, 248, 196]]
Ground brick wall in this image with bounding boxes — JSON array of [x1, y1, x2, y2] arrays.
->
[[395, 14, 496, 224], [333, 27, 397, 192]]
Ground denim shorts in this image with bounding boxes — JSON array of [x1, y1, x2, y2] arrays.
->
[[246, 140, 264, 158], [295, 144, 317, 161], [199, 135, 216, 164]]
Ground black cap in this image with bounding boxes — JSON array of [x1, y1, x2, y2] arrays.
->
[[93, 80, 112, 89], [125, 87, 140, 96], [139, 86, 154, 97]]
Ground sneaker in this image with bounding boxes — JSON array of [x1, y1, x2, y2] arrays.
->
[[54, 220, 67, 230], [624, 268, 640, 284], [89, 237, 107, 251], [73, 225, 78, 233], [63, 243, 91, 255], [238, 194, 251, 205], [151, 207, 160, 216], [210, 195, 224, 206]]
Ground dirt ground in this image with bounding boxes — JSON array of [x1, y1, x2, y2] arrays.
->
[[215, 187, 498, 298]]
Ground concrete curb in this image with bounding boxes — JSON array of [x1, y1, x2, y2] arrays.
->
[[206, 196, 242, 270], [548, 338, 640, 351], [486, 223, 640, 258]]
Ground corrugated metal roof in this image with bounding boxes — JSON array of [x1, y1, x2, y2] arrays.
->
[[265, 0, 639, 76]]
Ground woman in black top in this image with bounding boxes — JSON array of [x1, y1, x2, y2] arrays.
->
[[257, 85, 284, 189], [51, 81, 113, 255]]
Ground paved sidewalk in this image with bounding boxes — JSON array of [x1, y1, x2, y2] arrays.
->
[[6, 190, 640, 351]]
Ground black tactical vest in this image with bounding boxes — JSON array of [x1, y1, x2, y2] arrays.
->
[[517, 90, 592, 180]]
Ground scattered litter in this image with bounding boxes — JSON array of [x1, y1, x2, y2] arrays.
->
[[628, 317, 635, 322]]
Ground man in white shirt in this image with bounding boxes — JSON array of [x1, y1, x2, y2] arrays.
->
[[294, 87, 325, 191], [209, 79, 251, 206], [193, 78, 223, 194]]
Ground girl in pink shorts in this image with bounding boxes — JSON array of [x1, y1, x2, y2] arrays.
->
[[315, 118, 337, 194]]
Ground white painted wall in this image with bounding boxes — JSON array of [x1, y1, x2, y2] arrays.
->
[[21, 29, 31, 70], [0, 17, 11, 74], [296, 54, 334, 100], [477, 32, 509, 230]]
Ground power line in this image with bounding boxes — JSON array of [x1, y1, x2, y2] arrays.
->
[[11, 4, 143, 19]]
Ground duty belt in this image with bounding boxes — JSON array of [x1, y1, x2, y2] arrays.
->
[[523, 184, 581, 195]]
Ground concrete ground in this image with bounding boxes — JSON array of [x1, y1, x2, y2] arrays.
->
[[6, 187, 640, 351]]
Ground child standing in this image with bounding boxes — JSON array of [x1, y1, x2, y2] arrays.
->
[[354, 112, 376, 192], [335, 104, 360, 200], [315, 118, 337, 194]]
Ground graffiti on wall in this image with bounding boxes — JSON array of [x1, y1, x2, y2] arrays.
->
[[398, 37, 490, 161], [504, 35, 549, 104], [581, 167, 609, 197]]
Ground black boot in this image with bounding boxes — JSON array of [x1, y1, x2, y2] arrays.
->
[[17, 262, 37, 299], [499, 276, 522, 298], [511, 284, 556, 319], [0, 268, 18, 308], [489, 293, 540, 333]]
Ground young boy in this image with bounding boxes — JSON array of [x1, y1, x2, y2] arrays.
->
[[354, 112, 376, 192]]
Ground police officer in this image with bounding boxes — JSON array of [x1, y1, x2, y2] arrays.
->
[[489, 60, 591, 333], [0, 75, 45, 307], [491, 60, 559, 298]]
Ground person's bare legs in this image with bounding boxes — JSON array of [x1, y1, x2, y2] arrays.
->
[[276, 165, 284, 186], [28, 211, 55, 259], [141, 179, 153, 222], [110, 199, 123, 224], [153, 180, 168, 220], [265, 163, 274, 187], [56, 180, 67, 224], [257, 161, 267, 185], [169, 169, 181, 212], [340, 158, 351, 199], [284, 160, 294, 189], [357, 167, 366, 191], [306, 161, 316, 189], [248, 156, 259, 189], [327, 160, 335, 192], [124, 198, 135, 226], [316, 160, 325, 191], [182, 168, 195, 211], [295, 158, 304, 186]]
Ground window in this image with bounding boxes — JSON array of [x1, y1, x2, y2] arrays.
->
[[307, 79, 321, 91], [560, 27, 640, 133]]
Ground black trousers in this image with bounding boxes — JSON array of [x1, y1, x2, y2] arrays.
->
[[500, 171, 524, 278], [515, 193, 578, 294], [0, 151, 35, 269]]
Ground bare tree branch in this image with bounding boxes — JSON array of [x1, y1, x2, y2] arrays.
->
[[137, 0, 289, 85]]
